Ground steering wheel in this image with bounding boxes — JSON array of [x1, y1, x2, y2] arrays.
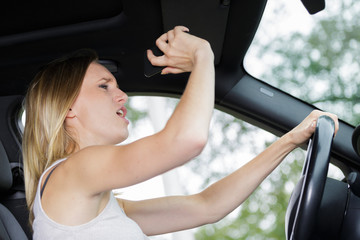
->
[[285, 115, 335, 240]]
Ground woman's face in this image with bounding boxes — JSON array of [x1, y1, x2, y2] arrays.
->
[[66, 62, 129, 148]]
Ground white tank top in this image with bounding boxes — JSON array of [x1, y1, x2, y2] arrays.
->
[[33, 158, 149, 239]]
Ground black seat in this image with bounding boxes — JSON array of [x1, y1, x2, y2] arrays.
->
[[0, 141, 28, 240], [0, 203, 28, 240]]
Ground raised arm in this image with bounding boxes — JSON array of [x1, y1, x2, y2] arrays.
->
[[147, 26, 215, 156]]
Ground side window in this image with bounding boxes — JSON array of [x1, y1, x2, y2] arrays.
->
[[20, 109, 26, 133]]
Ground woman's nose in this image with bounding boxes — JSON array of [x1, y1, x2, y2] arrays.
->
[[114, 88, 128, 103]]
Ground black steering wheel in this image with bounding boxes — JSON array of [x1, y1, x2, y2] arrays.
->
[[285, 115, 335, 240]]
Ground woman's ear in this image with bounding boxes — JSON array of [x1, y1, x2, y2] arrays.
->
[[66, 108, 76, 119]]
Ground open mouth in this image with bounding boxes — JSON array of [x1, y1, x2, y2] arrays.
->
[[116, 107, 127, 118], [116, 109, 124, 117]]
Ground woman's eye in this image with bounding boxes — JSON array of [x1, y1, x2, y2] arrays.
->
[[99, 84, 108, 90]]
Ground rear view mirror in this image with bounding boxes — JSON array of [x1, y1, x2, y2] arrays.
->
[[300, 0, 325, 14]]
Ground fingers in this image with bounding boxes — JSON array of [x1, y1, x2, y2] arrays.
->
[[147, 26, 191, 71], [155, 26, 189, 53], [147, 49, 167, 66], [156, 33, 169, 53], [310, 110, 339, 136], [147, 48, 175, 73], [325, 112, 339, 136], [289, 110, 339, 147], [173, 26, 189, 34], [161, 66, 184, 75], [167, 29, 175, 43]]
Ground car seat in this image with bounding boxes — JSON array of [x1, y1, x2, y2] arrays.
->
[[0, 140, 28, 239]]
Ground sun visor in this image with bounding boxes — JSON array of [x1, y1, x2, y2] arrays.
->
[[301, 0, 325, 15], [161, 0, 230, 65]]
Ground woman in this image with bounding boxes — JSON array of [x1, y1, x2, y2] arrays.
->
[[23, 26, 338, 239]]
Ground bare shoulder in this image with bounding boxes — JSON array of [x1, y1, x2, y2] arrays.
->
[[60, 145, 121, 194], [64, 145, 121, 172], [62, 144, 153, 195]]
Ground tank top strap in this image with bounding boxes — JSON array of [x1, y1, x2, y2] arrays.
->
[[39, 158, 67, 199], [40, 165, 59, 198]]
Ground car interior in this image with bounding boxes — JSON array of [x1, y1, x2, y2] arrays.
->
[[1, 0, 360, 239]]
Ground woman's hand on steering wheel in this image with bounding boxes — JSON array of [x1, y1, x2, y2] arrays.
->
[[288, 110, 339, 148]]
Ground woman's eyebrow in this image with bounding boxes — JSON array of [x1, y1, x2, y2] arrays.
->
[[98, 77, 114, 84], [98, 77, 112, 82], [98, 77, 119, 88]]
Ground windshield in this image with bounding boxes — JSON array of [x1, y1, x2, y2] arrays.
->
[[244, 0, 360, 126]]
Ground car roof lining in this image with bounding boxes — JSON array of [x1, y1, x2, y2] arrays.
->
[[1, 0, 123, 36]]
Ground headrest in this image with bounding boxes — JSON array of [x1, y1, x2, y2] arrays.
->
[[352, 125, 360, 157], [0, 141, 13, 193]]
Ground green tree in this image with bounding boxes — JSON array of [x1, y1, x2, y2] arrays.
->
[[257, 0, 360, 125]]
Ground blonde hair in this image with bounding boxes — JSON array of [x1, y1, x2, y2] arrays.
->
[[23, 49, 98, 225]]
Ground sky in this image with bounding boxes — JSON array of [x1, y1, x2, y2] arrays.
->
[[244, 0, 316, 78]]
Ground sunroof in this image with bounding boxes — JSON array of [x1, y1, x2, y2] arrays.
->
[[0, 0, 123, 36]]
